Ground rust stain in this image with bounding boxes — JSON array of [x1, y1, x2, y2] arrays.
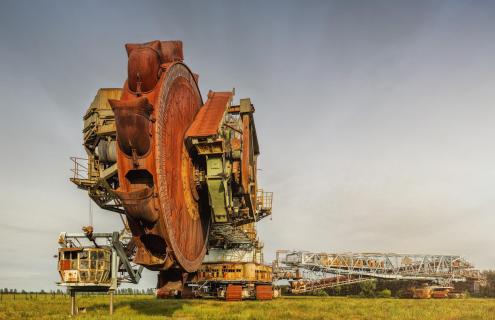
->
[[110, 41, 209, 282], [185, 91, 232, 138]]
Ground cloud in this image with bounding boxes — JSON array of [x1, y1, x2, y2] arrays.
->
[[1, 0, 495, 290]]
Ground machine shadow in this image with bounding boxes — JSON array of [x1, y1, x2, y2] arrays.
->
[[87, 298, 195, 317]]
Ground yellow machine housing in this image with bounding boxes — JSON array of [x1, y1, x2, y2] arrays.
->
[[197, 262, 272, 283]]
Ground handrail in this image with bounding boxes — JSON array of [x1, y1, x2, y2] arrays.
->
[[70, 157, 89, 180], [257, 189, 273, 212]]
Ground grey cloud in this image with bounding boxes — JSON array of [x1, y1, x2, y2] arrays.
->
[[1, 0, 494, 290]]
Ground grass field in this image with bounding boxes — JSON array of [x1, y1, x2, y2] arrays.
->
[[1, 294, 495, 320]]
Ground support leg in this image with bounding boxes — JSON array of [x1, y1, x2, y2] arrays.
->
[[109, 291, 114, 315], [70, 290, 76, 316]]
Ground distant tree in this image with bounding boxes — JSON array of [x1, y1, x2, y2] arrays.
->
[[377, 289, 392, 298], [359, 280, 376, 297], [312, 290, 328, 296], [479, 270, 495, 297], [326, 285, 343, 296]]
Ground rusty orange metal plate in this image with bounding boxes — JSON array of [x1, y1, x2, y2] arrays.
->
[[185, 91, 232, 138], [225, 284, 243, 301], [110, 41, 210, 274], [255, 285, 273, 300]]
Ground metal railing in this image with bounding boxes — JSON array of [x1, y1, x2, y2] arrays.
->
[[70, 157, 89, 180], [274, 250, 485, 290], [256, 190, 273, 212]]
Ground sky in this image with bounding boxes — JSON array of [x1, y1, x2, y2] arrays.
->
[[0, 0, 494, 291]]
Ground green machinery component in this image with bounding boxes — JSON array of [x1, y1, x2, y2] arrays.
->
[[185, 92, 272, 228], [72, 89, 273, 250]]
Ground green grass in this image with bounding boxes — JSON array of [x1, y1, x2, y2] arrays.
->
[[1, 294, 495, 319]]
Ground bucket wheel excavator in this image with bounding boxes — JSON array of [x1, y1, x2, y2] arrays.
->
[[68, 40, 273, 297]]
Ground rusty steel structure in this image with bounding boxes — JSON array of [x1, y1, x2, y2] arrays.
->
[[56, 229, 143, 315], [184, 226, 276, 300], [70, 40, 273, 297], [274, 250, 485, 294]]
